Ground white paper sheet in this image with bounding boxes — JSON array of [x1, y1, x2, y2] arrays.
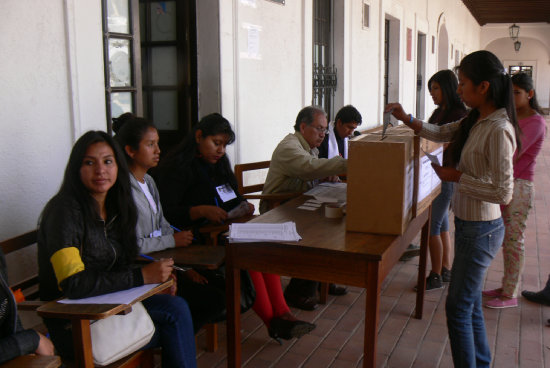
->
[[418, 146, 443, 203], [58, 284, 159, 305], [298, 205, 319, 211], [304, 182, 347, 203], [228, 222, 301, 243]]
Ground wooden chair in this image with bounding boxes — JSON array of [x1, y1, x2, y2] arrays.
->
[[234, 160, 302, 211], [0, 230, 157, 368]]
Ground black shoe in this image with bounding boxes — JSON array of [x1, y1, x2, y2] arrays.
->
[[399, 244, 420, 262], [521, 290, 550, 306], [441, 267, 451, 283], [328, 283, 348, 296], [414, 271, 443, 291], [268, 318, 316, 341], [284, 292, 319, 311]]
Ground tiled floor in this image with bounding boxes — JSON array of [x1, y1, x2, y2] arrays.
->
[[193, 116, 550, 368]]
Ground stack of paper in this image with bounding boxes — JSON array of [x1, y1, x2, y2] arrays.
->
[[58, 284, 160, 305], [304, 182, 347, 203], [228, 222, 302, 243]]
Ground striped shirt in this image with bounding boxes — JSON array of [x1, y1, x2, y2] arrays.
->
[[420, 108, 516, 221]]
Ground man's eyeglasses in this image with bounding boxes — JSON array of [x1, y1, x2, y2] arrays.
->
[[310, 125, 329, 135]]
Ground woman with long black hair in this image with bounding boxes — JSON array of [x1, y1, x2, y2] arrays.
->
[[38, 131, 196, 367], [113, 113, 226, 332], [156, 113, 316, 341], [420, 70, 467, 290], [387, 50, 521, 367]]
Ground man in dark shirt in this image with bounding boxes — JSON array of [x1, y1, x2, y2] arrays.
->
[[318, 105, 362, 159]]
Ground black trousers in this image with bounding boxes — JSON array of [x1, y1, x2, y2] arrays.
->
[[177, 269, 226, 333], [284, 278, 318, 298]]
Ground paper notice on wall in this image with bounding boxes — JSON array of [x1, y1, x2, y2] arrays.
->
[[241, 23, 262, 60], [240, 0, 257, 8], [418, 146, 443, 203]]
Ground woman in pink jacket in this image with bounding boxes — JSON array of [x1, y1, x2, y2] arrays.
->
[[483, 72, 547, 308]]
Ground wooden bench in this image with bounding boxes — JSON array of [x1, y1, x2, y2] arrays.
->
[[0, 230, 157, 368], [0, 230, 61, 368]]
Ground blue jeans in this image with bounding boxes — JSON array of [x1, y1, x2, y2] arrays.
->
[[446, 217, 504, 367], [142, 294, 197, 368], [430, 181, 453, 236]]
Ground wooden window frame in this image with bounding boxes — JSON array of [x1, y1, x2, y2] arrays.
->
[[101, 0, 143, 133]]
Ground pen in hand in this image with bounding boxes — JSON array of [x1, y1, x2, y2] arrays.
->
[[170, 225, 197, 241], [214, 197, 224, 224], [139, 254, 189, 272]]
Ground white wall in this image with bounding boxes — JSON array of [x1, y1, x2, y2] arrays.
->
[[0, 0, 106, 239], [215, 0, 481, 165], [218, 0, 309, 165], [482, 23, 550, 109]]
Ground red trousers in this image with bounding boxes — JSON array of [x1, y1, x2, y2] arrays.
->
[[249, 271, 290, 327]]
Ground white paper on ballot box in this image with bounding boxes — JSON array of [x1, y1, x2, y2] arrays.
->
[[404, 162, 414, 213], [418, 146, 443, 203]]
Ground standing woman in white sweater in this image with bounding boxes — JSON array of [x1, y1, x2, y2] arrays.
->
[[387, 50, 522, 367]]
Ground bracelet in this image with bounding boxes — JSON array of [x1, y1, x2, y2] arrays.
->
[[409, 114, 414, 124]]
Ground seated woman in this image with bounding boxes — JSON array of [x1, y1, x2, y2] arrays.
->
[[37, 131, 197, 367], [156, 113, 316, 341], [0, 249, 55, 364], [113, 113, 226, 331]]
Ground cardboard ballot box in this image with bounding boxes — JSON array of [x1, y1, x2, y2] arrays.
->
[[346, 126, 442, 235]]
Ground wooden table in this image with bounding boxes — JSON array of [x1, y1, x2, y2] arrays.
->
[[226, 196, 430, 368], [147, 245, 226, 269]]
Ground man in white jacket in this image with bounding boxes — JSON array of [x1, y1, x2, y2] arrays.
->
[[318, 105, 362, 159]]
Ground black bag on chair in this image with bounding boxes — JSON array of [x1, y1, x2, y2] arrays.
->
[[212, 265, 256, 313], [238, 269, 256, 313]]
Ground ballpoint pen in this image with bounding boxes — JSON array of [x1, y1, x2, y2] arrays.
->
[[170, 225, 182, 232], [139, 254, 189, 272], [170, 225, 197, 241], [214, 197, 224, 224]]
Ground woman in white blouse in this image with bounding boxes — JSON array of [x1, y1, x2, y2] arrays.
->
[[386, 50, 522, 368]]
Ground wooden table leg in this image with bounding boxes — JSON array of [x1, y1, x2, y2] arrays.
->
[[71, 319, 94, 368], [319, 282, 329, 304], [415, 205, 431, 319], [226, 247, 241, 368], [364, 262, 381, 368]]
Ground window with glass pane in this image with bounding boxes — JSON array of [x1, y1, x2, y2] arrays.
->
[[140, 0, 179, 133], [509, 65, 533, 78], [102, 0, 142, 131]]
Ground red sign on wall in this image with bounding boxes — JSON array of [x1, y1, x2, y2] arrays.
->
[[406, 28, 412, 61]]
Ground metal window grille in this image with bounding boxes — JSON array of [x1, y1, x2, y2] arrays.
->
[[313, 0, 336, 119]]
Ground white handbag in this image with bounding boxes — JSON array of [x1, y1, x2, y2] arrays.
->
[[90, 301, 155, 366]]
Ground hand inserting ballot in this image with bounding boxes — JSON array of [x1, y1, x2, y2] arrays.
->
[[430, 164, 462, 183]]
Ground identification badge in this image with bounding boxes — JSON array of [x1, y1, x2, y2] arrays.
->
[[149, 229, 162, 238], [216, 184, 237, 202]]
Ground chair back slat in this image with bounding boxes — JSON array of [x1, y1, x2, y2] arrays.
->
[[234, 160, 270, 195], [0, 230, 38, 255]]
